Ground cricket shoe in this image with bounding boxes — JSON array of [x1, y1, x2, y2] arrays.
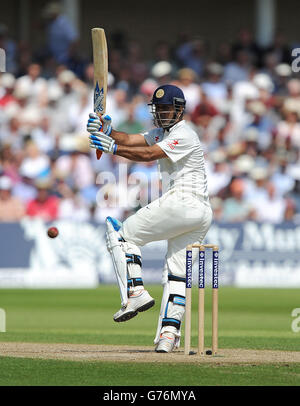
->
[[155, 332, 177, 353], [113, 289, 155, 322]]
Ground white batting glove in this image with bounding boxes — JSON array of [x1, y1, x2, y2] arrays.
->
[[89, 131, 118, 154], [87, 113, 112, 135]]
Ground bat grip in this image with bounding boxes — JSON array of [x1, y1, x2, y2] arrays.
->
[[95, 113, 103, 160], [96, 150, 103, 160]]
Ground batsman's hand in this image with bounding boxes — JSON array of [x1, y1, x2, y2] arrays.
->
[[89, 131, 118, 155], [87, 113, 112, 136]]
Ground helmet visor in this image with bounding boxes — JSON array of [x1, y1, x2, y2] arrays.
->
[[149, 99, 185, 129]]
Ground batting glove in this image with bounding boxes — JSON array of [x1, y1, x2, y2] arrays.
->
[[89, 131, 118, 154], [87, 113, 112, 136]]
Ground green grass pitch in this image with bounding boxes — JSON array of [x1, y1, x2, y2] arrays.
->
[[0, 286, 299, 386]]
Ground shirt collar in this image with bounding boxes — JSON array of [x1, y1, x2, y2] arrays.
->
[[165, 120, 185, 134]]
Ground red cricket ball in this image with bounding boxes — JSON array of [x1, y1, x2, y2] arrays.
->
[[47, 227, 59, 239]]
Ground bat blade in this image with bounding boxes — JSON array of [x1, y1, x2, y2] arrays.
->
[[92, 27, 108, 160]]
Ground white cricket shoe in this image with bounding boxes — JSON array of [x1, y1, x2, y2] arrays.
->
[[113, 289, 155, 322], [155, 332, 176, 353]]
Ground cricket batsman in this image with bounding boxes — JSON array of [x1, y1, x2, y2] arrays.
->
[[87, 84, 212, 353]]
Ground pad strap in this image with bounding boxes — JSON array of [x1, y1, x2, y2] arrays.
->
[[162, 318, 181, 329], [161, 294, 186, 329], [127, 277, 144, 289], [126, 254, 142, 267], [169, 294, 186, 307], [168, 274, 185, 283]]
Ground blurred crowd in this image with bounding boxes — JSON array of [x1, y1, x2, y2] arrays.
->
[[0, 3, 300, 224]]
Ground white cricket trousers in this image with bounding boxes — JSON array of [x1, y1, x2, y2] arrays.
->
[[120, 190, 213, 280]]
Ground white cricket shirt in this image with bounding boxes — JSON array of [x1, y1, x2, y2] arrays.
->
[[143, 120, 209, 202]]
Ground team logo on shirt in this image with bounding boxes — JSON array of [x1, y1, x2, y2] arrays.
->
[[167, 140, 179, 150], [155, 136, 160, 142]]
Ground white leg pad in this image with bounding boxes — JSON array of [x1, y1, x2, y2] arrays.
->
[[106, 217, 143, 307], [154, 269, 169, 345], [106, 218, 129, 307], [154, 270, 186, 348]]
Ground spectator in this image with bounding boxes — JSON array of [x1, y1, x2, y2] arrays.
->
[[215, 42, 232, 65], [231, 28, 260, 66], [285, 79, 300, 113], [134, 79, 158, 130], [54, 141, 94, 191], [105, 88, 129, 128], [0, 27, 300, 225], [16, 63, 48, 106], [275, 101, 300, 149], [31, 115, 55, 154], [223, 50, 252, 84], [273, 63, 292, 96], [222, 178, 254, 222], [190, 91, 219, 138], [252, 73, 275, 107], [130, 160, 160, 204], [261, 52, 280, 81], [271, 158, 295, 197], [26, 179, 59, 221], [0, 142, 21, 184], [150, 41, 177, 73], [171, 68, 201, 114], [284, 197, 297, 222], [244, 100, 275, 150], [230, 69, 259, 129], [201, 63, 227, 111], [286, 172, 300, 222], [12, 169, 37, 204], [67, 86, 93, 133], [115, 106, 143, 136], [57, 184, 91, 221], [175, 37, 207, 76], [126, 40, 149, 93], [93, 183, 127, 223], [0, 74, 17, 107], [263, 31, 291, 65], [151, 61, 173, 86], [251, 182, 286, 224], [232, 154, 256, 178], [0, 24, 17, 74], [12, 81, 40, 133], [42, 2, 78, 64], [0, 117, 24, 150], [151, 41, 172, 64], [210, 197, 224, 222], [0, 176, 25, 221], [206, 150, 231, 197], [19, 140, 51, 180]]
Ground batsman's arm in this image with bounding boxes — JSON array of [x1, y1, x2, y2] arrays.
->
[[110, 130, 148, 147], [87, 114, 147, 147], [115, 144, 167, 162]]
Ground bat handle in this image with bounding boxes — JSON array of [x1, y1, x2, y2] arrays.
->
[[96, 150, 103, 160], [95, 113, 103, 160]]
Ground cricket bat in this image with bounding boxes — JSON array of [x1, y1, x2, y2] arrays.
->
[[92, 28, 108, 160]]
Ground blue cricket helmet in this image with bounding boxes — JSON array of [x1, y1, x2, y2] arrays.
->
[[150, 84, 186, 106], [149, 84, 186, 129]]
